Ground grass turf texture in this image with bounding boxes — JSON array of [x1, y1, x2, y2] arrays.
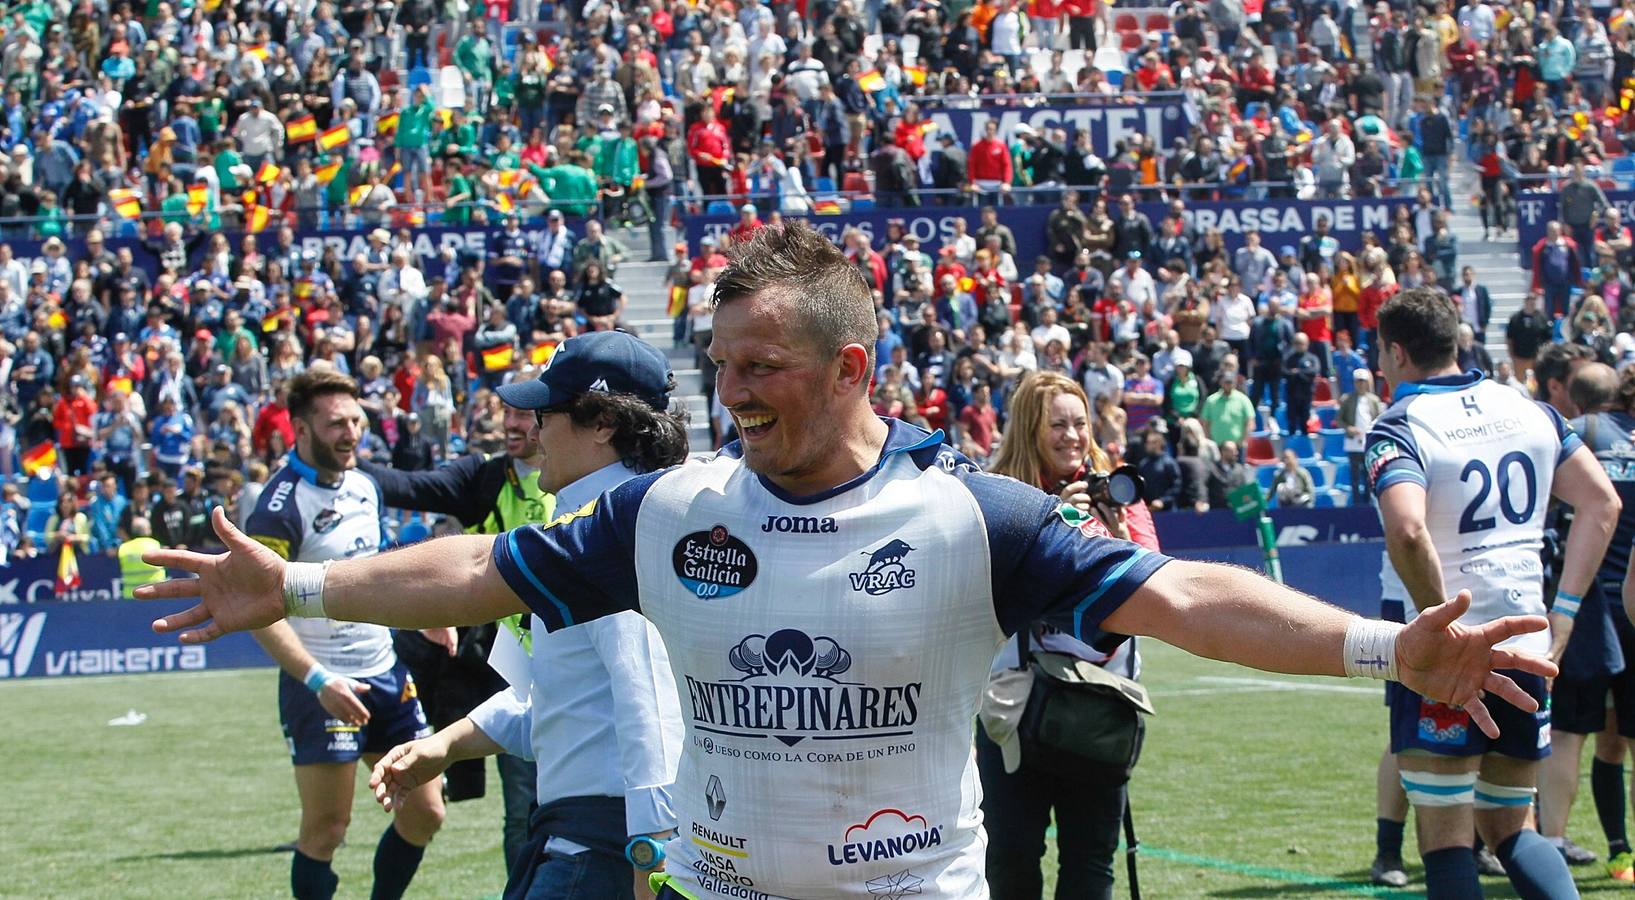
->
[[4, 641, 1629, 898]]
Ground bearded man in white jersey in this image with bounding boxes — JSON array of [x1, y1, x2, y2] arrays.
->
[[245, 366, 447, 900], [148, 223, 1563, 900], [1370, 288, 1620, 900]]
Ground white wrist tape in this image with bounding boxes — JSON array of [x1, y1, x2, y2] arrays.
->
[[283, 561, 332, 619], [1342, 618, 1402, 681]]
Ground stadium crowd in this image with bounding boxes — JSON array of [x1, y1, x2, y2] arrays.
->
[[8, 0, 1635, 554]]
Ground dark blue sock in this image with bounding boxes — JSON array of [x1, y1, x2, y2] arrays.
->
[[370, 824, 427, 900], [1377, 817, 1406, 859], [1593, 758, 1630, 856], [291, 849, 338, 900], [1422, 846, 1485, 900], [1496, 830, 1579, 900]]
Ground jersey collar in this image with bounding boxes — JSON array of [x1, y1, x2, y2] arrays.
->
[[748, 417, 948, 507], [555, 460, 639, 513], [1391, 369, 1485, 403], [285, 450, 342, 488]]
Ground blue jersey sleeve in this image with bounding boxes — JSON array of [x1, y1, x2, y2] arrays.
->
[[956, 468, 1172, 649], [491, 471, 658, 631], [245, 472, 303, 560], [1538, 400, 1585, 465], [1366, 404, 1425, 496]]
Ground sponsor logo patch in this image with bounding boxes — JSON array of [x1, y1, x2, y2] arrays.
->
[[828, 809, 944, 867], [849, 540, 917, 595], [673, 525, 758, 599]]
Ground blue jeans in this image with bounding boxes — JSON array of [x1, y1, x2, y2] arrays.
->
[[1423, 153, 1451, 208], [522, 848, 634, 900], [498, 753, 536, 880]]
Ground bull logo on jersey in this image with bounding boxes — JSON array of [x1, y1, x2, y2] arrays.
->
[[850, 540, 917, 595], [684, 629, 921, 747], [673, 525, 759, 599]]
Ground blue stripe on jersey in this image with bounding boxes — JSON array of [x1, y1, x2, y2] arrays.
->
[[1390, 370, 1485, 402], [753, 420, 952, 505], [1073, 547, 1154, 639], [505, 529, 574, 628], [1375, 468, 1428, 492], [1474, 790, 1534, 807]]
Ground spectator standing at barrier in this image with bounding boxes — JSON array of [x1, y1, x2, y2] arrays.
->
[[1533, 222, 1585, 321], [1562, 164, 1611, 261], [1456, 267, 1494, 345], [1202, 371, 1256, 447], [1338, 369, 1385, 508], [1284, 333, 1321, 437], [1249, 299, 1295, 414]]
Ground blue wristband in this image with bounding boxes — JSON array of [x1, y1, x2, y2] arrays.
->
[[1554, 591, 1583, 619], [303, 663, 336, 693]]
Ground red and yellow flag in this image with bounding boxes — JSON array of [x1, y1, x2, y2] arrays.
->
[[245, 44, 270, 62], [318, 123, 351, 151], [314, 158, 342, 185], [481, 344, 515, 371], [349, 184, 371, 206], [377, 111, 400, 136], [246, 204, 271, 233], [256, 161, 282, 185], [905, 65, 927, 87], [107, 376, 133, 395], [286, 114, 318, 143], [858, 69, 887, 92], [187, 181, 209, 215], [493, 192, 515, 214], [55, 543, 80, 594], [110, 188, 141, 219], [20, 441, 56, 475], [529, 341, 558, 365], [813, 199, 843, 214], [667, 284, 687, 318]]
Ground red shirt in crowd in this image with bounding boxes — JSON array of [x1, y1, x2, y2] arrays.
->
[[894, 119, 929, 160], [968, 136, 1012, 184], [1059, 0, 1094, 17], [53, 393, 95, 449], [687, 120, 730, 168], [252, 401, 294, 457]]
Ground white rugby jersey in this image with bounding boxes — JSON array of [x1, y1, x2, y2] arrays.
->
[[1367, 372, 1582, 655], [248, 452, 395, 677], [492, 420, 1170, 899]]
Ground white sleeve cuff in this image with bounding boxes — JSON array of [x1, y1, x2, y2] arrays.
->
[[624, 784, 677, 838], [467, 687, 534, 760]]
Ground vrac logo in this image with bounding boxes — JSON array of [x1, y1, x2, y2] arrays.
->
[[682, 629, 921, 746], [849, 540, 917, 595], [827, 808, 944, 867], [0, 611, 46, 678], [761, 515, 838, 534]]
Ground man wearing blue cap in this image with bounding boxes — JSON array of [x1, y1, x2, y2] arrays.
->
[[362, 331, 690, 900], [150, 223, 1558, 900]]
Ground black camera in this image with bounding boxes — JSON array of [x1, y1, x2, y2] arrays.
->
[[1078, 465, 1146, 508]]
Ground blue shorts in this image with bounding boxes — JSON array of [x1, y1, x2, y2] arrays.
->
[[1388, 669, 1551, 761], [278, 661, 432, 766]]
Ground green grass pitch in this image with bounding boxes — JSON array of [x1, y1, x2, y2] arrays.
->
[[4, 640, 1631, 898]]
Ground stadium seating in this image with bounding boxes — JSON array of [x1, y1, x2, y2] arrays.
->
[[1316, 406, 1338, 428], [1285, 432, 1317, 462], [1256, 464, 1278, 490], [706, 200, 736, 216], [1245, 433, 1277, 465], [1318, 428, 1346, 460], [1115, 13, 1140, 31], [1313, 380, 1334, 404]]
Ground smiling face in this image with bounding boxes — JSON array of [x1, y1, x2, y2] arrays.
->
[[1042, 390, 1091, 485], [295, 392, 365, 478], [709, 291, 864, 495]]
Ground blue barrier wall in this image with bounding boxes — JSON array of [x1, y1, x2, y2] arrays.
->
[[0, 596, 268, 679]]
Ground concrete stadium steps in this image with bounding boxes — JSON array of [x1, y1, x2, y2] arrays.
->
[[1447, 163, 1530, 363], [607, 224, 714, 451]]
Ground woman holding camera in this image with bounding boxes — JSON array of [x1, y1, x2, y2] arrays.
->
[[979, 370, 1160, 900]]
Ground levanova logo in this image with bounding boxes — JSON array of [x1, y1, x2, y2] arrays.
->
[[849, 540, 917, 595], [827, 809, 944, 866], [683, 629, 922, 747], [672, 525, 759, 599]]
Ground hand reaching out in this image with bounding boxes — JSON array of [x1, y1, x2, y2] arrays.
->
[[1395, 591, 1558, 739], [142, 506, 289, 642]]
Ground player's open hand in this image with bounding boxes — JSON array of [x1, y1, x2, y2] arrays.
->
[[1396, 590, 1558, 739], [370, 735, 451, 813], [318, 678, 372, 725], [141, 506, 287, 643]]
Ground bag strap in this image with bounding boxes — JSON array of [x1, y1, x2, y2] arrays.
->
[[1015, 625, 1034, 671], [1124, 799, 1141, 900]]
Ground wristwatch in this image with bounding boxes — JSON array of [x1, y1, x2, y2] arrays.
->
[[625, 835, 667, 871]]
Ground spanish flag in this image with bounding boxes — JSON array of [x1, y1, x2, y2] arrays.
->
[[245, 44, 269, 61], [436, 108, 454, 129], [813, 199, 843, 214], [55, 543, 81, 594], [20, 441, 56, 475], [481, 344, 515, 372], [47, 309, 66, 330], [667, 284, 687, 318], [187, 181, 209, 215], [263, 309, 296, 332], [497, 169, 522, 189], [857, 69, 887, 93], [529, 341, 558, 365], [294, 279, 315, 300], [286, 114, 318, 143], [386, 162, 402, 187], [246, 203, 271, 233], [493, 192, 515, 214], [349, 184, 371, 207], [256, 160, 281, 184], [318, 123, 351, 151], [377, 111, 400, 136], [107, 376, 133, 395], [314, 158, 342, 185], [905, 65, 927, 87], [110, 188, 142, 219]]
